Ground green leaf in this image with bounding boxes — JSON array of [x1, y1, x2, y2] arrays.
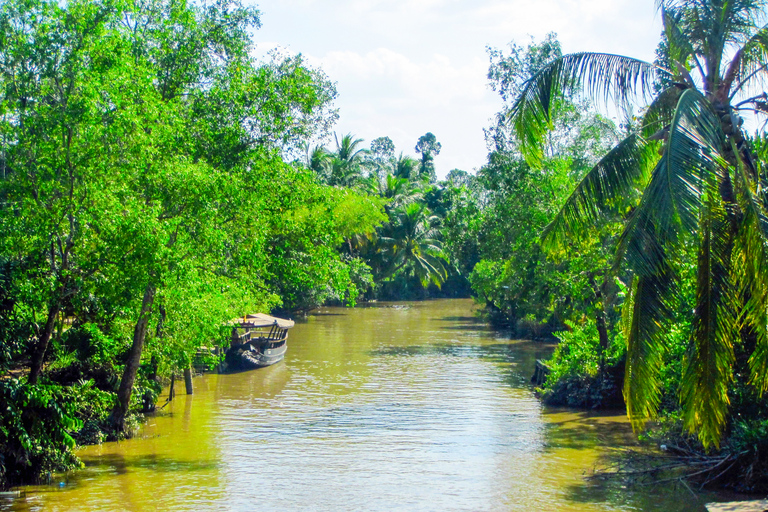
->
[[680, 191, 737, 450], [541, 133, 654, 251], [509, 52, 665, 165], [624, 269, 676, 430]]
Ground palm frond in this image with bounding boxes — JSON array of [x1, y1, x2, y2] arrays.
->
[[662, 89, 727, 233], [641, 86, 682, 139], [509, 53, 665, 164], [616, 152, 680, 431], [680, 190, 737, 450], [731, 141, 768, 393], [618, 90, 730, 433], [413, 250, 448, 288], [661, 7, 698, 76], [624, 268, 677, 430], [620, 275, 637, 340], [541, 133, 655, 251], [717, 0, 768, 46], [730, 24, 768, 99], [619, 89, 725, 272]]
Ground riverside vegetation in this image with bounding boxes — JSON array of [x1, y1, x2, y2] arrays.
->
[[2, 0, 768, 495]]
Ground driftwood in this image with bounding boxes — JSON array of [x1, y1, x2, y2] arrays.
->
[[588, 445, 749, 491]]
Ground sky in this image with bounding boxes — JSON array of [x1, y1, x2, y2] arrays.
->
[[249, 0, 664, 177]]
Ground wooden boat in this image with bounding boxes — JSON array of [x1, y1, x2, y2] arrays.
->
[[224, 313, 294, 371]]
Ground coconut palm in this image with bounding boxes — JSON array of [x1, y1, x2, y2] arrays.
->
[[393, 152, 420, 181], [307, 145, 331, 177], [307, 145, 331, 175], [328, 132, 368, 187], [379, 173, 423, 211], [378, 203, 448, 287], [510, 0, 768, 447]]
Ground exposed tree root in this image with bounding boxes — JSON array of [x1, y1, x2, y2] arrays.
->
[[588, 447, 754, 491]]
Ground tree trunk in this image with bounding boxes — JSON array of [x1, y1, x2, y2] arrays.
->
[[589, 275, 610, 373], [148, 355, 159, 383], [595, 310, 610, 373], [169, 373, 176, 402], [28, 303, 61, 384], [183, 366, 193, 395], [111, 283, 156, 431]]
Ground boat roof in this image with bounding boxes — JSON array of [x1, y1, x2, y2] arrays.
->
[[232, 313, 294, 329]]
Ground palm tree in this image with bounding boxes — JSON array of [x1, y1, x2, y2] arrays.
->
[[510, 0, 768, 447], [378, 203, 448, 287], [379, 173, 422, 211], [329, 132, 368, 187], [307, 144, 331, 182], [393, 152, 419, 181]]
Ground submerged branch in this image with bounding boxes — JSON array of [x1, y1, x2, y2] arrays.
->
[[588, 448, 752, 491]]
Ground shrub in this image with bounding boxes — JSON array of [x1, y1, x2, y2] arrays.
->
[[546, 321, 624, 383], [540, 321, 626, 409], [61, 324, 125, 366], [0, 380, 83, 488]]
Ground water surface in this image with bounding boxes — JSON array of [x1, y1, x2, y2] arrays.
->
[[4, 300, 717, 511]]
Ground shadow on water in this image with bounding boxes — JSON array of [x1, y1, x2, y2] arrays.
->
[[544, 411, 720, 511], [370, 343, 496, 358], [80, 453, 220, 475], [440, 324, 494, 331], [438, 315, 485, 323], [370, 340, 555, 390], [563, 476, 711, 512], [369, 342, 525, 365], [541, 410, 634, 451], [354, 302, 412, 309], [370, 340, 551, 360]]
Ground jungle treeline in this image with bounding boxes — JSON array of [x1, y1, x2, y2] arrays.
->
[[0, 0, 384, 486]]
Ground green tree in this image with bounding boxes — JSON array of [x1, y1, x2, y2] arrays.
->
[[393, 152, 419, 181], [369, 136, 395, 178], [307, 144, 331, 179], [0, 0, 351, 433], [465, 35, 623, 338], [510, 0, 768, 447], [328, 132, 368, 187], [382, 174, 421, 209], [414, 132, 441, 183], [445, 169, 472, 188], [378, 203, 448, 287], [0, 0, 139, 384]]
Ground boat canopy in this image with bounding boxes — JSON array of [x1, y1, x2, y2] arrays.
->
[[231, 313, 294, 329]]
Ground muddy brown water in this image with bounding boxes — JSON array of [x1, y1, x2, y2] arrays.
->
[[2, 299, 730, 511]]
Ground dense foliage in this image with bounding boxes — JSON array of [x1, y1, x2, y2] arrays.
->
[[305, 131, 474, 301], [465, 0, 768, 485], [508, 0, 768, 450], [0, 0, 383, 487]]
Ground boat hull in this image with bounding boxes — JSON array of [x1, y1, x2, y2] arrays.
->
[[225, 340, 287, 371]]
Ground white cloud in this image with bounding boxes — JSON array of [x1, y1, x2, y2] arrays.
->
[[319, 48, 487, 106], [312, 47, 498, 174], [251, 0, 663, 176]]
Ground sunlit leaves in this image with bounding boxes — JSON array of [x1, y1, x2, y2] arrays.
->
[[509, 52, 664, 165], [512, 0, 768, 449], [541, 134, 655, 252]]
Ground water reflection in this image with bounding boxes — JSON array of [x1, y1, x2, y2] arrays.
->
[[4, 299, 719, 511]]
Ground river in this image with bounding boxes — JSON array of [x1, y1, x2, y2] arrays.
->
[[3, 299, 722, 511]]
